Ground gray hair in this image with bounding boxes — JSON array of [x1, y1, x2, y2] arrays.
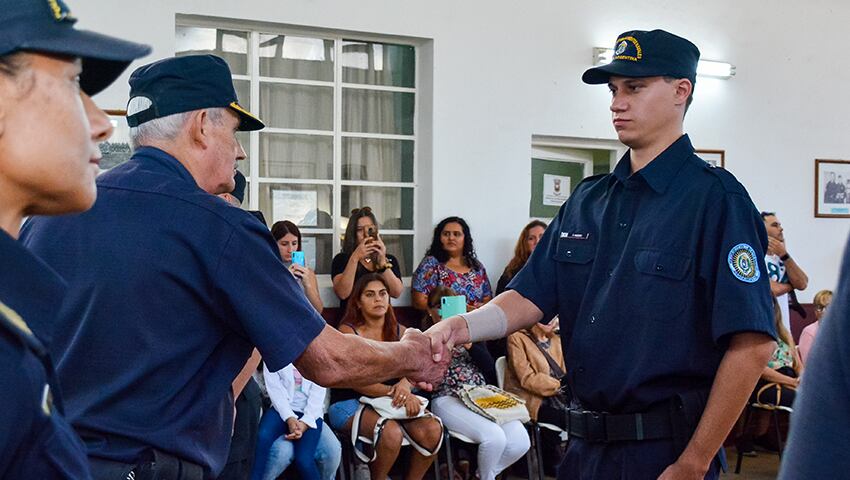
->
[[128, 100, 227, 150]]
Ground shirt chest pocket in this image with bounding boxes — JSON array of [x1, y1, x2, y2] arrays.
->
[[633, 248, 692, 320], [553, 237, 597, 264]]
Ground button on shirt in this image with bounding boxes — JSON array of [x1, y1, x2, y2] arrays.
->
[[20, 147, 326, 478], [509, 135, 776, 414], [0, 231, 91, 479]]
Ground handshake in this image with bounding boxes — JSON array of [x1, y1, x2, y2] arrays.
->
[[398, 315, 472, 390]]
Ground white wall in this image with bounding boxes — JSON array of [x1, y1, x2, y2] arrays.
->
[[76, 0, 850, 302]]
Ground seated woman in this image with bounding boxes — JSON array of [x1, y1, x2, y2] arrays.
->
[[412, 217, 492, 312], [489, 220, 547, 358], [504, 318, 566, 476], [495, 220, 547, 295], [328, 274, 442, 480], [331, 207, 403, 313], [428, 289, 530, 480], [251, 363, 331, 480], [798, 289, 833, 365], [272, 220, 323, 312], [738, 298, 804, 456]]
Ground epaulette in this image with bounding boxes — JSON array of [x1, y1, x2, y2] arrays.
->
[[699, 159, 748, 195], [0, 301, 46, 358]]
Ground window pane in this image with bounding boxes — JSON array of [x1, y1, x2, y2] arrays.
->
[[341, 186, 413, 230], [175, 26, 249, 75], [342, 89, 414, 135], [342, 138, 413, 182], [260, 83, 333, 130], [259, 34, 334, 81], [233, 79, 251, 108], [341, 41, 415, 88], [259, 183, 333, 228], [380, 235, 414, 277], [236, 131, 250, 175], [260, 133, 333, 179], [300, 234, 333, 274]]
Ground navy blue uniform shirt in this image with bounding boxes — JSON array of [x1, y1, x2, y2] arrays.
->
[[0, 230, 91, 479], [510, 135, 776, 414], [779, 235, 850, 479], [20, 147, 326, 478]]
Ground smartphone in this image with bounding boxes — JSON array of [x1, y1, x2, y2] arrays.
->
[[367, 227, 377, 239], [291, 251, 305, 267]]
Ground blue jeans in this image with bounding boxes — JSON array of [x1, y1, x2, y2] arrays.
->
[[253, 410, 341, 480], [251, 408, 333, 480]]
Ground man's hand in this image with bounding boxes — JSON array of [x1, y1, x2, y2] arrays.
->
[[767, 237, 787, 257], [399, 328, 450, 390], [423, 315, 470, 362]]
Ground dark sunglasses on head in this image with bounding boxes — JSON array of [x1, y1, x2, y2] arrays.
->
[[351, 206, 372, 216]]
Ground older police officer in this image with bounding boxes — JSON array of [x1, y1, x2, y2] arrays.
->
[[21, 54, 445, 479], [0, 0, 149, 478], [426, 30, 777, 479]]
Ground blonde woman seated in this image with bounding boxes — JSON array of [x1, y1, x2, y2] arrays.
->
[[427, 289, 530, 480], [798, 289, 833, 365], [328, 274, 442, 480], [737, 298, 803, 456]]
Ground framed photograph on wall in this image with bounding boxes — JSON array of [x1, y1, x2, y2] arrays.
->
[[815, 159, 850, 218], [99, 109, 132, 172], [696, 149, 725, 169]]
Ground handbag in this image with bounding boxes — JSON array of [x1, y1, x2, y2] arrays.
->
[[351, 395, 443, 463], [458, 384, 530, 425]]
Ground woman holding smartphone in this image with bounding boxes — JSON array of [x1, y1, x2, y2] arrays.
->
[[331, 207, 403, 312], [272, 220, 323, 312]]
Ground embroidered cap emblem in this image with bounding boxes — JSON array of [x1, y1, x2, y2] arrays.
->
[[728, 243, 760, 283], [615, 40, 627, 55]]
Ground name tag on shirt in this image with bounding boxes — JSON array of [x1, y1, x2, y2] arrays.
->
[[561, 232, 590, 240]]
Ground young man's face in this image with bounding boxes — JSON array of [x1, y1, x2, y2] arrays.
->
[[608, 76, 688, 149], [763, 215, 784, 242], [0, 53, 113, 215]]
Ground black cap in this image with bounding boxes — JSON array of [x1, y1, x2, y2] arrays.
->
[[0, 0, 151, 95], [582, 29, 700, 85], [127, 54, 264, 131], [232, 170, 247, 204]]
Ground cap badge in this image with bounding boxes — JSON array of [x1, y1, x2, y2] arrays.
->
[[728, 243, 760, 283], [46, 0, 75, 22], [615, 41, 627, 55], [613, 36, 642, 62]]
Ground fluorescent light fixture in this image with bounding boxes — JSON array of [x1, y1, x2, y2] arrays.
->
[[592, 47, 736, 79]]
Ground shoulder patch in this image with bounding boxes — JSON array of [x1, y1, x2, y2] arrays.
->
[[728, 243, 760, 283]]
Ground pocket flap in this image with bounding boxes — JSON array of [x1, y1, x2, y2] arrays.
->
[[554, 237, 596, 264]]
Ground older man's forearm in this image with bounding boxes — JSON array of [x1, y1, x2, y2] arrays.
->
[[295, 325, 437, 387], [674, 332, 775, 471]]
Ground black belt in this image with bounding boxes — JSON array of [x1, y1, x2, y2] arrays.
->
[[89, 449, 204, 480], [565, 402, 674, 443]]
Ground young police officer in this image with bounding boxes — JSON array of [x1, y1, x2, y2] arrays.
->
[[0, 0, 149, 478], [427, 30, 777, 479]]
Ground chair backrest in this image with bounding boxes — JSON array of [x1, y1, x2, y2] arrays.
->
[[495, 356, 506, 389]]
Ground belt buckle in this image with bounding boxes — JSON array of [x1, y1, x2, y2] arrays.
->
[[581, 410, 608, 443]]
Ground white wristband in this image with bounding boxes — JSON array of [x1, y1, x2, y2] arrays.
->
[[459, 303, 508, 343]]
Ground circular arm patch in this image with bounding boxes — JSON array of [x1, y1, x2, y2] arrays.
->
[[728, 243, 760, 283]]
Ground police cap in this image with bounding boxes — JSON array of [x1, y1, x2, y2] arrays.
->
[[582, 29, 700, 85], [127, 54, 264, 131], [0, 0, 151, 95]]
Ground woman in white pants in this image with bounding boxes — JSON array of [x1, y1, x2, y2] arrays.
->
[[427, 290, 530, 480]]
